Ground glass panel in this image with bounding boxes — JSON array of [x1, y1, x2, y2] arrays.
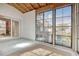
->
[[63, 6, 71, 17], [56, 6, 71, 47], [56, 17, 63, 26], [37, 13, 43, 32], [56, 27, 63, 35], [37, 13, 43, 20], [56, 9, 62, 17], [56, 36, 71, 47], [37, 20, 43, 26], [44, 11, 53, 43], [36, 20, 43, 32], [0, 20, 6, 37], [62, 36, 71, 47], [62, 27, 71, 36], [44, 11, 52, 27], [44, 11, 52, 19], [63, 17, 71, 26], [12, 21, 19, 37], [0, 20, 11, 37], [56, 35, 63, 45], [44, 19, 52, 26], [36, 13, 44, 41]]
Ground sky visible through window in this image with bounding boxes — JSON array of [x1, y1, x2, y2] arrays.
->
[[56, 6, 71, 47], [56, 6, 71, 25], [43, 6, 71, 26], [36, 6, 71, 46]]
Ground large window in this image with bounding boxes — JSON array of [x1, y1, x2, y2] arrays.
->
[[0, 17, 19, 39], [56, 6, 71, 47], [36, 5, 72, 47], [44, 11, 53, 43], [36, 10, 53, 43], [36, 13, 44, 41], [0, 19, 11, 37]]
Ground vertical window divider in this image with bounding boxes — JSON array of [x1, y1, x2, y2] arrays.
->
[[62, 7, 64, 46], [52, 9, 56, 45], [43, 12, 44, 41], [55, 6, 72, 47]]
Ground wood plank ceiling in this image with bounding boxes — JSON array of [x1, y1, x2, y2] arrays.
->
[[8, 3, 68, 13]]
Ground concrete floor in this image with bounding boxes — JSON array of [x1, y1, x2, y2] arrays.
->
[[0, 38, 78, 56]]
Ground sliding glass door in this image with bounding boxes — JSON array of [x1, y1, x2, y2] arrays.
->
[[36, 5, 72, 47], [36, 10, 53, 43], [56, 6, 72, 47], [43, 11, 53, 43], [36, 13, 44, 42]]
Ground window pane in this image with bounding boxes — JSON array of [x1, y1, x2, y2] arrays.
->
[[56, 9, 62, 17], [44, 26, 52, 32], [56, 27, 63, 35], [36, 21, 43, 32], [37, 19, 43, 24], [36, 10, 53, 43], [0, 20, 6, 36], [37, 13, 43, 32], [44, 11, 52, 27], [56, 35, 63, 45], [62, 36, 71, 47], [0, 20, 11, 37], [63, 17, 71, 26], [48, 19, 52, 26], [12, 21, 19, 37], [37, 13, 43, 20], [56, 6, 71, 47], [62, 27, 71, 36], [44, 11, 52, 19], [63, 6, 71, 16], [44, 11, 52, 32], [43, 11, 53, 43], [56, 17, 62, 26]]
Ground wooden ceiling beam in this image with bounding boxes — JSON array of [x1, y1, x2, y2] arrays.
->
[[36, 4, 54, 13], [16, 3, 26, 13], [39, 3, 48, 7], [36, 3, 68, 13], [37, 3, 41, 8], [8, 3, 25, 13], [8, 3, 70, 13], [30, 3, 36, 9], [24, 3, 34, 10], [23, 3, 30, 11], [18, 3, 29, 12], [30, 3, 41, 9]]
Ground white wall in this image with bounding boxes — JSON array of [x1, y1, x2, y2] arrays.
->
[[0, 3, 35, 40], [21, 10, 35, 40], [0, 4, 23, 38], [0, 4, 23, 20]]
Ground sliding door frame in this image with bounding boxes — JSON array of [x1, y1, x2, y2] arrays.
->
[[35, 9, 54, 44], [54, 4, 72, 48], [35, 4, 73, 48]]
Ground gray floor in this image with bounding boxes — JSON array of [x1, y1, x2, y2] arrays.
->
[[0, 38, 78, 56]]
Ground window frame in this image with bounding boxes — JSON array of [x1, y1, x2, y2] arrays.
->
[[35, 9, 54, 44], [55, 5, 72, 48], [35, 4, 72, 48]]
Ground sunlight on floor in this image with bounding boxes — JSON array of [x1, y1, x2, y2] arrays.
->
[[14, 43, 32, 48]]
